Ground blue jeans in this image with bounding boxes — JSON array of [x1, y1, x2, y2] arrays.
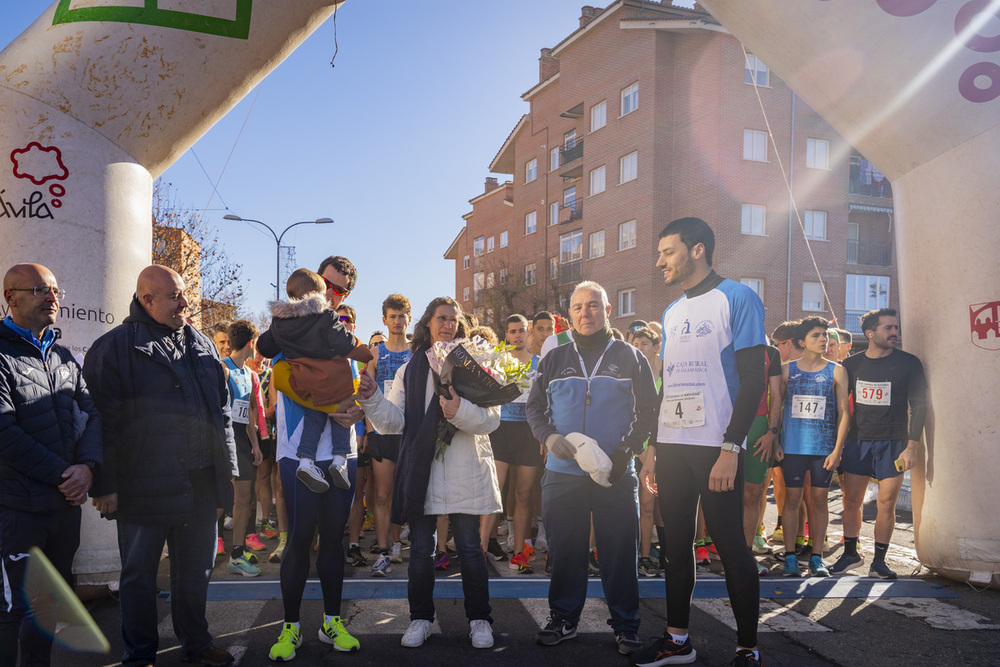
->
[[541, 469, 640, 633], [117, 467, 218, 666], [278, 456, 356, 621], [407, 513, 492, 623]]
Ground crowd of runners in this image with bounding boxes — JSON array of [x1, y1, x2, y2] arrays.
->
[[1, 216, 926, 667]]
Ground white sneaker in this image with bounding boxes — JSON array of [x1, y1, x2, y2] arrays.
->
[[401, 619, 432, 648], [535, 519, 548, 552], [496, 518, 509, 537], [329, 456, 350, 490], [296, 460, 330, 493], [390, 541, 403, 563], [469, 619, 493, 649], [399, 525, 410, 543]]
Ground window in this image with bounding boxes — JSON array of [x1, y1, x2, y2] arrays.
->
[[550, 256, 559, 280], [619, 289, 636, 317], [550, 146, 560, 171], [474, 271, 484, 301], [499, 231, 508, 248], [560, 229, 583, 264], [590, 165, 606, 195], [741, 204, 765, 235], [486, 272, 495, 289], [620, 151, 638, 183], [525, 158, 537, 183], [743, 130, 767, 162], [740, 278, 764, 299], [487, 236, 495, 253], [589, 230, 605, 259], [564, 186, 577, 213], [550, 201, 559, 226], [744, 54, 769, 86], [473, 236, 484, 257], [804, 210, 827, 240], [564, 128, 577, 150], [802, 281, 824, 311], [806, 138, 830, 169], [590, 100, 607, 131], [525, 210, 537, 235], [621, 82, 638, 115], [499, 268, 509, 284], [525, 263, 537, 286], [463, 255, 470, 270], [846, 274, 890, 310], [619, 219, 637, 250], [463, 286, 470, 302]]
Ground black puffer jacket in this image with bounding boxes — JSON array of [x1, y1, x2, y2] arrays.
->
[[83, 298, 238, 524], [0, 323, 102, 514]]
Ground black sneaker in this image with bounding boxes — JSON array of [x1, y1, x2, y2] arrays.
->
[[616, 630, 642, 655], [536, 616, 577, 646], [869, 560, 897, 580], [829, 552, 864, 575], [730, 648, 762, 666], [631, 634, 696, 666], [485, 539, 508, 562], [347, 544, 368, 567]]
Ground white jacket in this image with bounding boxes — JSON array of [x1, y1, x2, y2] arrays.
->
[[359, 362, 502, 516]]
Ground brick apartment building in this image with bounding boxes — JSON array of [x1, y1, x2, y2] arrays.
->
[[444, 0, 897, 343]]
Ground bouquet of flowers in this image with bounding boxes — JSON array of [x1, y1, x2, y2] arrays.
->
[[427, 336, 536, 459]]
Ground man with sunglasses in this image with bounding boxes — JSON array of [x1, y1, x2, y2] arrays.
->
[[0, 263, 102, 666]]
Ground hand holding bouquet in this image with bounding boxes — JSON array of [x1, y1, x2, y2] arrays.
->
[[426, 336, 536, 459]]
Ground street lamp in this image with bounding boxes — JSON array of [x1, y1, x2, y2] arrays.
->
[[223, 213, 334, 299]]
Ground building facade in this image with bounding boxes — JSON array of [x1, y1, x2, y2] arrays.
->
[[445, 1, 897, 341]]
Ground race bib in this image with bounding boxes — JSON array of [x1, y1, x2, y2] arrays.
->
[[512, 377, 533, 404], [232, 398, 250, 424], [662, 390, 706, 428], [791, 394, 825, 420], [856, 380, 891, 406], [384, 379, 393, 395]]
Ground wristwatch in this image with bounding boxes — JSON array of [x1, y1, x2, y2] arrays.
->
[[720, 441, 741, 453], [768, 426, 779, 435]]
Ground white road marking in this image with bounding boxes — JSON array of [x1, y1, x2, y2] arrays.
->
[[870, 598, 1000, 630], [694, 599, 832, 632]]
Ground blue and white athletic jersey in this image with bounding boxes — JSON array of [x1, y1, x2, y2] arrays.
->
[[374, 341, 413, 396], [781, 360, 837, 456], [223, 357, 253, 424], [656, 274, 766, 448], [500, 354, 538, 422]]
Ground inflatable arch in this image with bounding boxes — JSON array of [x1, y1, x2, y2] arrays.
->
[[0, 0, 345, 586], [701, 0, 1000, 589]]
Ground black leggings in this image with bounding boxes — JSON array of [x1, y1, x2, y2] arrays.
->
[[655, 443, 759, 648]]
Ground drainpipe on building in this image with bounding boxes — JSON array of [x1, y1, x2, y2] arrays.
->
[[785, 90, 797, 322]]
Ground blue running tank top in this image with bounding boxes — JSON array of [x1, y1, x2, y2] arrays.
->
[[224, 356, 253, 425], [375, 342, 413, 396], [500, 354, 539, 421], [781, 360, 837, 456]]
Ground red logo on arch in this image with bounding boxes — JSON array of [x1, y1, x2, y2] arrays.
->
[[970, 301, 1000, 351]]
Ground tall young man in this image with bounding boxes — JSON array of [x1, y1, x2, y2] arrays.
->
[[771, 317, 849, 577], [634, 217, 766, 667], [362, 294, 413, 576], [832, 308, 927, 579]]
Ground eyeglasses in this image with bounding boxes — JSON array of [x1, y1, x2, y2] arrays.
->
[[9, 286, 66, 298], [338, 315, 355, 324], [322, 277, 349, 296]]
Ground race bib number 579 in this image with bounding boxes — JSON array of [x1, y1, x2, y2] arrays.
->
[[856, 380, 891, 406]]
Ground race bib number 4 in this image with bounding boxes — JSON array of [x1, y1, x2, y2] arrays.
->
[[384, 379, 394, 396], [232, 398, 250, 424], [791, 394, 825, 420], [856, 380, 891, 406], [662, 390, 706, 428]]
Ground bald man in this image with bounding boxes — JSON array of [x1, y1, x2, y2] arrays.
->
[[83, 265, 238, 667], [0, 263, 102, 666]]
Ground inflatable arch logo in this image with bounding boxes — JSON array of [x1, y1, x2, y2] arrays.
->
[[51, 0, 253, 39]]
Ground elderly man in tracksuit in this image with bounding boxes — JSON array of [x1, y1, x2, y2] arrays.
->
[[526, 280, 658, 657]]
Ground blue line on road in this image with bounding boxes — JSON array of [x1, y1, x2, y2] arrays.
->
[[198, 576, 957, 602]]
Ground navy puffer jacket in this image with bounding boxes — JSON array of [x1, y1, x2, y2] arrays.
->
[[0, 324, 102, 514], [83, 298, 238, 524]]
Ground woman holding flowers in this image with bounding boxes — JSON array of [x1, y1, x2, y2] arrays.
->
[[357, 296, 501, 650]]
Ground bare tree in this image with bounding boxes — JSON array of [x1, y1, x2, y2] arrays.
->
[[151, 180, 244, 329], [475, 254, 548, 337]]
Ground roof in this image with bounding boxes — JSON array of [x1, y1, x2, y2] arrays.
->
[[489, 115, 528, 175], [443, 227, 466, 261]]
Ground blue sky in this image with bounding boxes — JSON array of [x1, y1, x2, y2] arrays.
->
[[2, 1, 697, 336]]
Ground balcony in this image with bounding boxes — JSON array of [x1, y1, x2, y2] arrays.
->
[[559, 260, 582, 284], [847, 240, 892, 266], [844, 310, 867, 337], [849, 156, 893, 199], [560, 138, 584, 181], [559, 200, 583, 224]]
